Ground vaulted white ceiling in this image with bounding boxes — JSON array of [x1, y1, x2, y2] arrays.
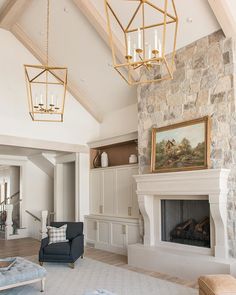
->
[[1, 0, 234, 123], [91, 0, 219, 53]]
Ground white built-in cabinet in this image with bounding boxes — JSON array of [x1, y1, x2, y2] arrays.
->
[[85, 164, 140, 255], [89, 164, 139, 218], [85, 215, 140, 255]]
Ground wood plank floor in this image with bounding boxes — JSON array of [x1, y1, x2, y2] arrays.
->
[[0, 238, 198, 289], [0, 238, 40, 258]]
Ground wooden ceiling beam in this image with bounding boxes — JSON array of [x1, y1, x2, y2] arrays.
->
[[10, 23, 103, 123], [208, 0, 236, 39], [0, 0, 29, 30]]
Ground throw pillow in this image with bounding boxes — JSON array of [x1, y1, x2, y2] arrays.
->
[[47, 224, 68, 244]]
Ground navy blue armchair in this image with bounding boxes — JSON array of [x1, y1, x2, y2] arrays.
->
[[39, 222, 84, 268]]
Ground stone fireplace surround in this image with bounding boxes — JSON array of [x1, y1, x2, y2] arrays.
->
[[128, 169, 236, 280]]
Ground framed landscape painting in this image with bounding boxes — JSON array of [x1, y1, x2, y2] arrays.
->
[[151, 116, 210, 173]]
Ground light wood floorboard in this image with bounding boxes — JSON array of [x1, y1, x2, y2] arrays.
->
[[0, 238, 198, 289]]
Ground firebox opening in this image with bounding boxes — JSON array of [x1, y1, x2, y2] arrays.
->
[[161, 200, 210, 248]]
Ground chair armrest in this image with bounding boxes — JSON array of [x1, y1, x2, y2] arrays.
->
[[71, 234, 84, 259], [40, 237, 49, 249], [39, 237, 49, 262]]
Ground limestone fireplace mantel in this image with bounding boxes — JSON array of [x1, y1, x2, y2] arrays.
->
[[134, 169, 229, 259], [128, 169, 236, 280]]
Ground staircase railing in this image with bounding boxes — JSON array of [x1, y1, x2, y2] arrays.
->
[[0, 202, 6, 231], [25, 210, 41, 222], [0, 191, 21, 233], [25, 210, 55, 240]]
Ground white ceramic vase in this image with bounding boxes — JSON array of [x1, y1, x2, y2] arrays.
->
[[129, 154, 138, 164], [101, 152, 109, 168]]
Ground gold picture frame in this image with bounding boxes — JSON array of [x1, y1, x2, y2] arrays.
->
[[151, 116, 211, 173]]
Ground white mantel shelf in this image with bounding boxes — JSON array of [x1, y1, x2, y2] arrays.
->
[[128, 168, 236, 280], [134, 169, 230, 196]]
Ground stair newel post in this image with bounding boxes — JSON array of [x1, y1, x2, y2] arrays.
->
[[5, 204, 14, 238], [41, 210, 48, 240]]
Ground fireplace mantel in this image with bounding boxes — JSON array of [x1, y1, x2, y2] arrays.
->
[[134, 169, 229, 197], [134, 169, 230, 259], [128, 169, 236, 280]]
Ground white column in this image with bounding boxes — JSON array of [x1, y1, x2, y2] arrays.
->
[[41, 210, 48, 240], [54, 164, 64, 221], [5, 204, 13, 238], [138, 195, 155, 246]]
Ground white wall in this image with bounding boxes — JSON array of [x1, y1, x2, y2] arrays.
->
[[99, 103, 138, 139], [62, 161, 75, 222], [78, 153, 90, 221], [0, 166, 20, 198], [25, 160, 53, 239], [0, 29, 100, 145], [9, 166, 20, 196]]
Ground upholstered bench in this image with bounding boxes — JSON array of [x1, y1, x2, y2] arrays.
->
[[199, 275, 236, 295], [0, 257, 46, 292]]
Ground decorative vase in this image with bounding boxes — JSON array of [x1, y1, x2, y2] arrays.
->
[[101, 152, 109, 168], [129, 154, 138, 164], [93, 150, 101, 168]]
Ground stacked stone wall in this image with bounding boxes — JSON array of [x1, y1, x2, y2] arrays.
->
[[138, 30, 236, 256]]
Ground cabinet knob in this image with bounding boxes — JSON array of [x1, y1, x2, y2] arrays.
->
[[128, 207, 132, 216]]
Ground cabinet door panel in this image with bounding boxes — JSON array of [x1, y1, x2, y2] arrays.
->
[[90, 171, 102, 214], [111, 223, 126, 248], [116, 169, 131, 217], [98, 221, 109, 244], [86, 219, 97, 242], [127, 224, 140, 245], [103, 170, 115, 215]]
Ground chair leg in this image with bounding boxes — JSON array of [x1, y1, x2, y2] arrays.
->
[[81, 255, 84, 259], [41, 278, 46, 292], [39, 262, 43, 266], [69, 262, 75, 269]]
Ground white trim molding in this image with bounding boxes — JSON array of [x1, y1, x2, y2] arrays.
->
[[0, 134, 88, 153], [88, 131, 138, 148]]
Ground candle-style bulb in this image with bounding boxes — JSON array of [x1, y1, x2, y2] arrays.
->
[[133, 44, 137, 62], [51, 94, 54, 106], [40, 94, 43, 105], [154, 30, 158, 50], [127, 35, 131, 56], [137, 27, 142, 49], [55, 97, 59, 110], [158, 39, 162, 57], [148, 44, 152, 60]]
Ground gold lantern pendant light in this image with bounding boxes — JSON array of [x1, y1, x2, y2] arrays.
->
[[24, 0, 68, 122], [105, 0, 178, 85]]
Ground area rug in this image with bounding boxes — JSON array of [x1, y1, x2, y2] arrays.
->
[[1, 257, 198, 295]]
